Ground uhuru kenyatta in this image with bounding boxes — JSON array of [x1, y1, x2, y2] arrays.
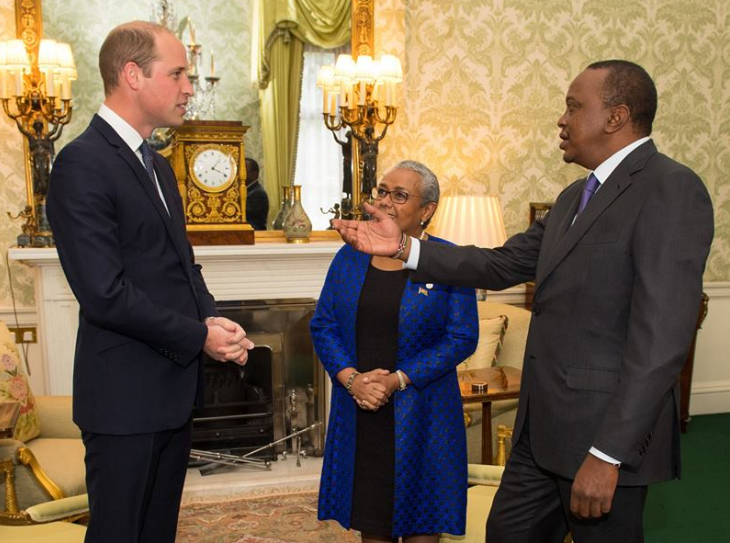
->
[[311, 161, 478, 543]]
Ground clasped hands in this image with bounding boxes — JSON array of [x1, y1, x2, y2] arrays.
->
[[349, 369, 399, 411], [203, 317, 255, 366]]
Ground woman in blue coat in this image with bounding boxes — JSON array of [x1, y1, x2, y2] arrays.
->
[[311, 161, 478, 542]]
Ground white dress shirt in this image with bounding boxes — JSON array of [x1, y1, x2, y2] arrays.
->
[[97, 104, 170, 214]]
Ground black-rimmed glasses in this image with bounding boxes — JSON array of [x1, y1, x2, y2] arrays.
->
[[371, 187, 423, 205]]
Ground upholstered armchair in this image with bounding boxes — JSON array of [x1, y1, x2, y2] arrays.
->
[[1, 322, 87, 526], [440, 425, 512, 543], [461, 301, 530, 464]]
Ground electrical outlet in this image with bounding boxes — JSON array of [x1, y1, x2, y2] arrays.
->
[[8, 327, 37, 344]]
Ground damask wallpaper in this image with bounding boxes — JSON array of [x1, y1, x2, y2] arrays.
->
[[0, 0, 728, 311], [375, 0, 729, 282], [0, 1, 35, 307]]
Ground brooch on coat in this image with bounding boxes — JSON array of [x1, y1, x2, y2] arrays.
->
[[418, 284, 434, 296]]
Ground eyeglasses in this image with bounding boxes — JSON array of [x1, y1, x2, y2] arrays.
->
[[371, 187, 423, 205]]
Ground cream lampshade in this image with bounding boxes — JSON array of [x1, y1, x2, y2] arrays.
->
[[432, 195, 507, 248]]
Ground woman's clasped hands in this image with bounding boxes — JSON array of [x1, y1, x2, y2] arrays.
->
[[350, 369, 399, 411]]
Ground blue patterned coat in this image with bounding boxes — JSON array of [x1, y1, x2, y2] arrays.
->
[[311, 239, 478, 537]]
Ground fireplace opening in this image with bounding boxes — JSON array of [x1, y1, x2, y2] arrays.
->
[[191, 299, 326, 461]]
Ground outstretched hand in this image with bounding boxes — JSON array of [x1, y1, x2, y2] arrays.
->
[[331, 202, 403, 257]]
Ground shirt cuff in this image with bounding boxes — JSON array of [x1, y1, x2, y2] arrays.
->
[[589, 447, 621, 466], [403, 237, 421, 270]]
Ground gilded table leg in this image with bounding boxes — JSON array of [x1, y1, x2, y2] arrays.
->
[[481, 401, 493, 464]]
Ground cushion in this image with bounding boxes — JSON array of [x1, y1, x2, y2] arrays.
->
[[0, 321, 41, 442], [458, 315, 509, 371], [440, 484, 500, 543]]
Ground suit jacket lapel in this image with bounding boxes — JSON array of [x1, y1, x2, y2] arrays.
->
[[153, 155, 194, 276], [535, 140, 657, 287], [90, 115, 193, 278]]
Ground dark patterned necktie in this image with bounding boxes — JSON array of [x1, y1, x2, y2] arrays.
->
[[576, 173, 600, 216], [139, 141, 156, 181]]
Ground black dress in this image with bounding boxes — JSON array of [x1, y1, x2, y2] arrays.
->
[[350, 264, 408, 536]]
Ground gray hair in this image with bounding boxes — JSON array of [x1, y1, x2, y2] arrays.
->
[[386, 160, 440, 206]]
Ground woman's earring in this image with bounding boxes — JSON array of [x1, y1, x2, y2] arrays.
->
[[419, 220, 426, 227]]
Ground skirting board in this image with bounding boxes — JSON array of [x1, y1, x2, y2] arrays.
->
[[690, 380, 730, 416]]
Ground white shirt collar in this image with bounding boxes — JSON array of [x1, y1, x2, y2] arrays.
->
[[591, 136, 651, 186], [98, 103, 144, 154]]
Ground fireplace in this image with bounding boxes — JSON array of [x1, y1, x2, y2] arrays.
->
[[192, 299, 326, 460]]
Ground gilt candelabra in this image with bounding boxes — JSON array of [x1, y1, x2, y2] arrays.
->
[[318, 53, 402, 217], [1, 38, 75, 247]]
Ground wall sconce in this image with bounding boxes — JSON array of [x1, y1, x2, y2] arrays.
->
[[432, 195, 507, 300], [1, 37, 76, 247], [317, 53, 402, 217]]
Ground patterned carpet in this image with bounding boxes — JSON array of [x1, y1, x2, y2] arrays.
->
[[176, 492, 361, 543]]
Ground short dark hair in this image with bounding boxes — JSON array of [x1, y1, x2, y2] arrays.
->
[[245, 158, 259, 176], [99, 21, 171, 96], [587, 60, 657, 136]]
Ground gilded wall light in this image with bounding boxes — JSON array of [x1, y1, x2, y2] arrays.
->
[[1, 7, 76, 248]]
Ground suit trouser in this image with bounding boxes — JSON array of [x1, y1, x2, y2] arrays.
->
[[486, 419, 647, 543], [81, 419, 192, 543]]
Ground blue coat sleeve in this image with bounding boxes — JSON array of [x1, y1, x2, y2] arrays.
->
[[310, 249, 357, 383]]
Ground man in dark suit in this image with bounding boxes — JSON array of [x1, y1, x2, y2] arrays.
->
[[245, 157, 269, 230], [333, 60, 714, 542], [46, 21, 254, 543]]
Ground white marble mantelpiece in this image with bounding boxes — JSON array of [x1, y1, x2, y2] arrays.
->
[[9, 243, 343, 394]]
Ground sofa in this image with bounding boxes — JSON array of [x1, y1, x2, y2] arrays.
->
[[1, 321, 87, 525]]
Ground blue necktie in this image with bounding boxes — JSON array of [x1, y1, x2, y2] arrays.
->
[[139, 141, 170, 215], [139, 141, 156, 181], [576, 173, 600, 216]]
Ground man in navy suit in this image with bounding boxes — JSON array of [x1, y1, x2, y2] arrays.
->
[[333, 60, 713, 542], [47, 21, 254, 543]]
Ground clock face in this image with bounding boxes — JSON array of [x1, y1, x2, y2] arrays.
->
[[190, 146, 237, 192]]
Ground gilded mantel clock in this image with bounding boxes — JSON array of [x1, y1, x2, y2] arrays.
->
[[168, 120, 254, 245]]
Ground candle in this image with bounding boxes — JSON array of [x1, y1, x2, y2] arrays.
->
[[14, 70, 23, 97], [329, 94, 337, 116], [189, 22, 196, 45], [359, 80, 365, 106], [210, 52, 215, 77], [385, 81, 392, 107], [53, 78, 62, 100], [339, 81, 346, 107], [45, 69, 55, 96], [61, 73, 71, 100], [0, 68, 7, 100], [348, 87, 355, 110], [322, 88, 328, 114]]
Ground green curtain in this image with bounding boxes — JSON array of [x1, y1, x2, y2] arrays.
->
[[254, 0, 350, 224]]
